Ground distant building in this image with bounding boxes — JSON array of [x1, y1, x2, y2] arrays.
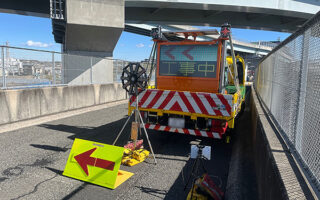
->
[[20, 60, 62, 77], [0, 57, 23, 76], [22, 63, 33, 75]]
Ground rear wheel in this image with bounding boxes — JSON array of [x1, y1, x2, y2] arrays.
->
[[238, 101, 246, 117], [223, 126, 237, 143], [225, 135, 231, 143]]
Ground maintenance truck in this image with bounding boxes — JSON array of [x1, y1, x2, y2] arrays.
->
[[123, 24, 246, 141]]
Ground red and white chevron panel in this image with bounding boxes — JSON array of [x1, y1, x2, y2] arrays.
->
[[145, 123, 222, 139], [130, 89, 233, 117]]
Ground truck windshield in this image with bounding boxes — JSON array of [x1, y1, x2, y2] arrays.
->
[[159, 44, 218, 78]]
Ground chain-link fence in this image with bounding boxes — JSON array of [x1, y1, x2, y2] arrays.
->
[[255, 11, 320, 194], [0, 46, 140, 89]]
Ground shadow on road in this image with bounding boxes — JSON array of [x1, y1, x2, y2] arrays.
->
[[135, 186, 168, 199], [30, 144, 69, 152], [36, 114, 233, 199], [37, 116, 131, 146]]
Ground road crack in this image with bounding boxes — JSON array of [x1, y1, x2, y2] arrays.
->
[[11, 174, 58, 200]]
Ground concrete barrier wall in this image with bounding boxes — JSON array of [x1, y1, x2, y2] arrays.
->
[[250, 88, 314, 199], [250, 89, 285, 199], [0, 83, 126, 125]]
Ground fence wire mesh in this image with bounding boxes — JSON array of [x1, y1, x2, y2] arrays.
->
[[0, 47, 4, 88], [0, 46, 138, 89], [255, 12, 320, 193]]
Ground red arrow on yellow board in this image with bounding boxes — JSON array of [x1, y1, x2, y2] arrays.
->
[[74, 148, 115, 176]]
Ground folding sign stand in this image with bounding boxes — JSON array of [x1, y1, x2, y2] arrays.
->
[[63, 138, 134, 189], [112, 93, 157, 164]]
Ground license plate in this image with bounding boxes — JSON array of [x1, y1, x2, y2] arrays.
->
[[168, 118, 185, 128]]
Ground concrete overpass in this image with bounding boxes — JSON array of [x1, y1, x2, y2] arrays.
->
[[0, 0, 319, 58], [126, 0, 320, 32], [1, 0, 320, 32]]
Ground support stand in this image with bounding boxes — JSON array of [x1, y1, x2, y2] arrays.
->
[[184, 144, 208, 199], [112, 94, 157, 164]]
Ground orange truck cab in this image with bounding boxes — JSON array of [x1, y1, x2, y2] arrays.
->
[[129, 25, 246, 140]]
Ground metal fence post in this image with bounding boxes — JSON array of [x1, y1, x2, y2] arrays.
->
[[1, 47, 6, 88], [61, 54, 65, 84], [269, 54, 278, 113], [116, 60, 118, 83], [295, 31, 309, 153], [90, 57, 93, 84], [52, 52, 56, 85]]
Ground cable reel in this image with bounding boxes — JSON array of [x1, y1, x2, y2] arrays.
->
[[121, 63, 148, 96]]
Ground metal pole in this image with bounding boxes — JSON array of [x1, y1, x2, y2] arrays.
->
[[112, 112, 133, 146], [135, 93, 139, 123], [219, 40, 227, 93], [52, 52, 56, 85], [138, 110, 157, 164], [148, 43, 157, 86], [295, 31, 309, 153], [90, 57, 93, 84], [116, 60, 119, 83], [61, 54, 65, 84], [146, 42, 155, 73], [228, 35, 240, 92], [1, 47, 6, 88], [59, 0, 62, 19], [53, 0, 56, 18]]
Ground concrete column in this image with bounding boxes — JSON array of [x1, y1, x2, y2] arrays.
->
[[63, 0, 124, 85]]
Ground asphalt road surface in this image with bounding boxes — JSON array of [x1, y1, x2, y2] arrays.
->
[[0, 103, 233, 200]]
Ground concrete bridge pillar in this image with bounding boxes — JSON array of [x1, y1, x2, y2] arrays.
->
[[62, 0, 124, 84]]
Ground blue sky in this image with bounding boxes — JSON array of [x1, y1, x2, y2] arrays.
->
[[0, 13, 290, 61]]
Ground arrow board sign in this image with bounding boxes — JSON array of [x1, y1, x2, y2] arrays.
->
[[159, 44, 218, 78], [63, 138, 133, 189]]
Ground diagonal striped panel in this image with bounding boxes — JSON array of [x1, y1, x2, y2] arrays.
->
[[130, 89, 233, 117], [145, 123, 222, 139]]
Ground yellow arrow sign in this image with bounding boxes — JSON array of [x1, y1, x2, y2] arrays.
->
[[63, 138, 133, 189]]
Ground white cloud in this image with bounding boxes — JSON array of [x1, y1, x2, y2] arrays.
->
[[26, 40, 52, 48], [136, 43, 145, 48], [148, 44, 153, 48]]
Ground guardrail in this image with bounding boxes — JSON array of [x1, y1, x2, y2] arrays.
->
[[0, 45, 156, 89], [255, 11, 320, 195]]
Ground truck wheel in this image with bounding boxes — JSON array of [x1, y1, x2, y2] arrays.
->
[[225, 135, 231, 144], [223, 130, 233, 144], [238, 102, 246, 117]]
